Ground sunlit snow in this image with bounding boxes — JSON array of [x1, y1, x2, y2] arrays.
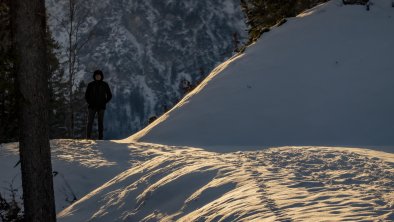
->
[[1, 0, 394, 221]]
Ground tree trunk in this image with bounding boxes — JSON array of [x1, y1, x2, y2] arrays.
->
[[11, 0, 57, 221], [68, 0, 75, 138]]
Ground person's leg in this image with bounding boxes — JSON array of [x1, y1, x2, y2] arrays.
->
[[98, 109, 105, 140], [86, 108, 96, 139]]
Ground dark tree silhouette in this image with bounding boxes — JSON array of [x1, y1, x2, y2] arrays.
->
[[10, 0, 56, 221], [240, 0, 329, 44]]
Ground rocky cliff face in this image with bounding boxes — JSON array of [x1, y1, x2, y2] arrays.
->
[[46, 0, 246, 139]]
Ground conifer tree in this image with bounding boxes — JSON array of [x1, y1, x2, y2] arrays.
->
[[0, 0, 18, 143], [1, 0, 69, 141], [241, 0, 328, 44], [11, 0, 56, 221]]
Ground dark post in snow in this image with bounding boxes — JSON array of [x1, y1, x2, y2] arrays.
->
[[10, 0, 57, 221]]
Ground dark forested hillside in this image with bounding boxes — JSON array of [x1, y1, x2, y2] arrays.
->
[[45, 0, 247, 139]]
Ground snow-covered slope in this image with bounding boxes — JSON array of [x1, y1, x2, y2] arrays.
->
[[128, 0, 394, 148], [45, 0, 246, 139], [0, 140, 132, 212], [1, 141, 393, 221]]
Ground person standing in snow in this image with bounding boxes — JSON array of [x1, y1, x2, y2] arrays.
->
[[85, 70, 112, 140]]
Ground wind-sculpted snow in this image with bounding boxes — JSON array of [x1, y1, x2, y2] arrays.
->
[[47, 141, 392, 221], [1, 140, 393, 220], [51, 140, 117, 168]]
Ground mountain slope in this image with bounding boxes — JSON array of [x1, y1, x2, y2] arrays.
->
[[45, 0, 246, 139], [128, 0, 394, 147]]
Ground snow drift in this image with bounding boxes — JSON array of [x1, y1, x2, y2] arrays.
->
[[1, 141, 392, 221], [128, 0, 394, 148]]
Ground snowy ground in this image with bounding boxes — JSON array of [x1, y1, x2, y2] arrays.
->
[[0, 140, 131, 212], [1, 140, 393, 221], [1, 0, 394, 221]]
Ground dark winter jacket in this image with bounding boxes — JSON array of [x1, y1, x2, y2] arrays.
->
[[85, 72, 112, 110]]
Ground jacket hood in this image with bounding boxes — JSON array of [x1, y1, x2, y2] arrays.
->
[[93, 70, 104, 81]]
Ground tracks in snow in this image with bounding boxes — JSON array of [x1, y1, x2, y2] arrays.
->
[[51, 142, 394, 222]]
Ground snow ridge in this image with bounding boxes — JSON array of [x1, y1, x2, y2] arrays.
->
[[131, 0, 394, 147]]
